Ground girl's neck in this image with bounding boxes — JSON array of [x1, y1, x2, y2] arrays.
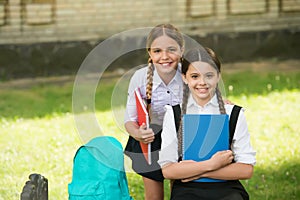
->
[[157, 70, 177, 86], [191, 93, 215, 107]]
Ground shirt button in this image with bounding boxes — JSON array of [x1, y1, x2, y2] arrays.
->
[[167, 91, 170, 94]]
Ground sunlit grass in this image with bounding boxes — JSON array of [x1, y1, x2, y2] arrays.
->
[[0, 70, 299, 199], [0, 114, 80, 199], [229, 91, 300, 199]]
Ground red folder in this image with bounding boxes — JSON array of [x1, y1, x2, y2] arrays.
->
[[134, 88, 151, 165]]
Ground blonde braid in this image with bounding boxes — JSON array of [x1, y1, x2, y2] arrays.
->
[[216, 86, 226, 114], [178, 83, 189, 158], [146, 58, 154, 120]]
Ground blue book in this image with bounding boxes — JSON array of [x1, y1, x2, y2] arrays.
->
[[182, 114, 229, 182]]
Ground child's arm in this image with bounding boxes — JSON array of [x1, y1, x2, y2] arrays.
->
[[125, 121, 154, 144], [202, 162, 253, 180], [161, 150, 233, 180], [181, 162, 253, 182], [124, 68, 155, 143]]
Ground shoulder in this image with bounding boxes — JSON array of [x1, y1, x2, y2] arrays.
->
[[225, 104, 245, 115], [128, 65, 148, 86], [131, 65, 148, 77], [224, 104, 234, 114]]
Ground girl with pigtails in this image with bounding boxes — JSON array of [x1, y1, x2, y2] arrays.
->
[[158, 47, 256, 200], [124, 24, 185, 200]]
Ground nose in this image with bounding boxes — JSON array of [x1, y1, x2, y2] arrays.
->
[[161, 50, 169, 59], [198, 77, 206, 85]]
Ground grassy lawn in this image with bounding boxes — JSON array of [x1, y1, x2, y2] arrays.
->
[[0, 64, 299, 199]]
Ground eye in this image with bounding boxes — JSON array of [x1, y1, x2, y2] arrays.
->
[[152, 49, 161, 53], [167, 47, 177, 53], [191, 74, 199, 79], [205, 73, 214, 79]]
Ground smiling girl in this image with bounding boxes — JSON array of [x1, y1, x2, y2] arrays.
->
[[124, 24, 184, 200], [158, 47, 256, 200]]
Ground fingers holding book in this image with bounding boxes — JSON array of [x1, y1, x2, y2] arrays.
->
[[136, 123, 154, 144], [210, 150, 234, 170]]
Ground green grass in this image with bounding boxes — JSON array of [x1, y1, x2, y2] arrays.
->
[[0, 69, 299, 199]]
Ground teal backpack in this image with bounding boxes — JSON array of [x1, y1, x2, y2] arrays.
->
[[68, 136, 133, 200]]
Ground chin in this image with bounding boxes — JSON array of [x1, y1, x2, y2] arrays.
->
[[195, 93, 210, 100], [163, 67, 177, 73]]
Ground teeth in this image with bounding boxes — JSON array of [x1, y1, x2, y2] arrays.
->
[[197, 88, 207, 92], [162, 63, 169, 66]]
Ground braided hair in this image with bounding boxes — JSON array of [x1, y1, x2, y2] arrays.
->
[[146, 58, 154, 115], [145, 24, 184, 118], [178, 47, 225, 157]]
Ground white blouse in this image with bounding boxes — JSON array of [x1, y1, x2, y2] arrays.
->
[[124, 66, 183, 126], [158, 94, 256, 167]]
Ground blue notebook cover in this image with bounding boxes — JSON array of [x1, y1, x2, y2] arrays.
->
[[183, 114, 229, 182]]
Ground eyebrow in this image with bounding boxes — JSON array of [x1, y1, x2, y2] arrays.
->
[[189, 71, 215, 75], [150, 46, 178, 50], [189, 72, 200, 76]]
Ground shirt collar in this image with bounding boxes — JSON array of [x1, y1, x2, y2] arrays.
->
[[152, 67, 182, 91], [187, 93, 219, 108]]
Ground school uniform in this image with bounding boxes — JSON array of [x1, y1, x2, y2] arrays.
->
[[124, 65, 183, 181], [158, 95, 256, 199]]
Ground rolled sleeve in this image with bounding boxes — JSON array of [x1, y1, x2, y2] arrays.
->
[[124, 68, 147, 123], [232, 109, 256, 165]]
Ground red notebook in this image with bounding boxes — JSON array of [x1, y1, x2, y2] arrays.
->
[[134, 88, 151, 165]]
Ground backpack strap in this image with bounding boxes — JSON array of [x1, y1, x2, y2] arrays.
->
[[172, 104, 181, 132], [229, 105, 242, 148], [172, 104, 182, 161]]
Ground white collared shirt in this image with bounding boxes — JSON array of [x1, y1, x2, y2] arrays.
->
[[158, 94, 256, 167], [124, 65, 183, 126]]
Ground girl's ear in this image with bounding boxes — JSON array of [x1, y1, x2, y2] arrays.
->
[[180, 46, 185, 57], [148, 50, 152, 59], [217, 74, 221, 83], [181, 74, 188, 85]]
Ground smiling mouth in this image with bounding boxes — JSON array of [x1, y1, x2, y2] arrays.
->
[[160, 62, 172, 67], [196, 88, 208, 93]]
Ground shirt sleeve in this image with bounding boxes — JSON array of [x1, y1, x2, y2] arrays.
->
[[232, 108, 256, 165], [124, 69, 146, 123], [158, 105, 179, 167]]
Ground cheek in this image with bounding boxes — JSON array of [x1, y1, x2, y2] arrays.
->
[[206, 78, 219, 87], [149, 54, 159, 62], [171, 53, 181, 61], [187, 79, 197, 87]]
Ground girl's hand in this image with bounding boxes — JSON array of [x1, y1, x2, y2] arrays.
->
[[181, 175, 202, 182], [134, 123, 154, 144], [209, 150, 233, 170], [223, 99, 233, 105]]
